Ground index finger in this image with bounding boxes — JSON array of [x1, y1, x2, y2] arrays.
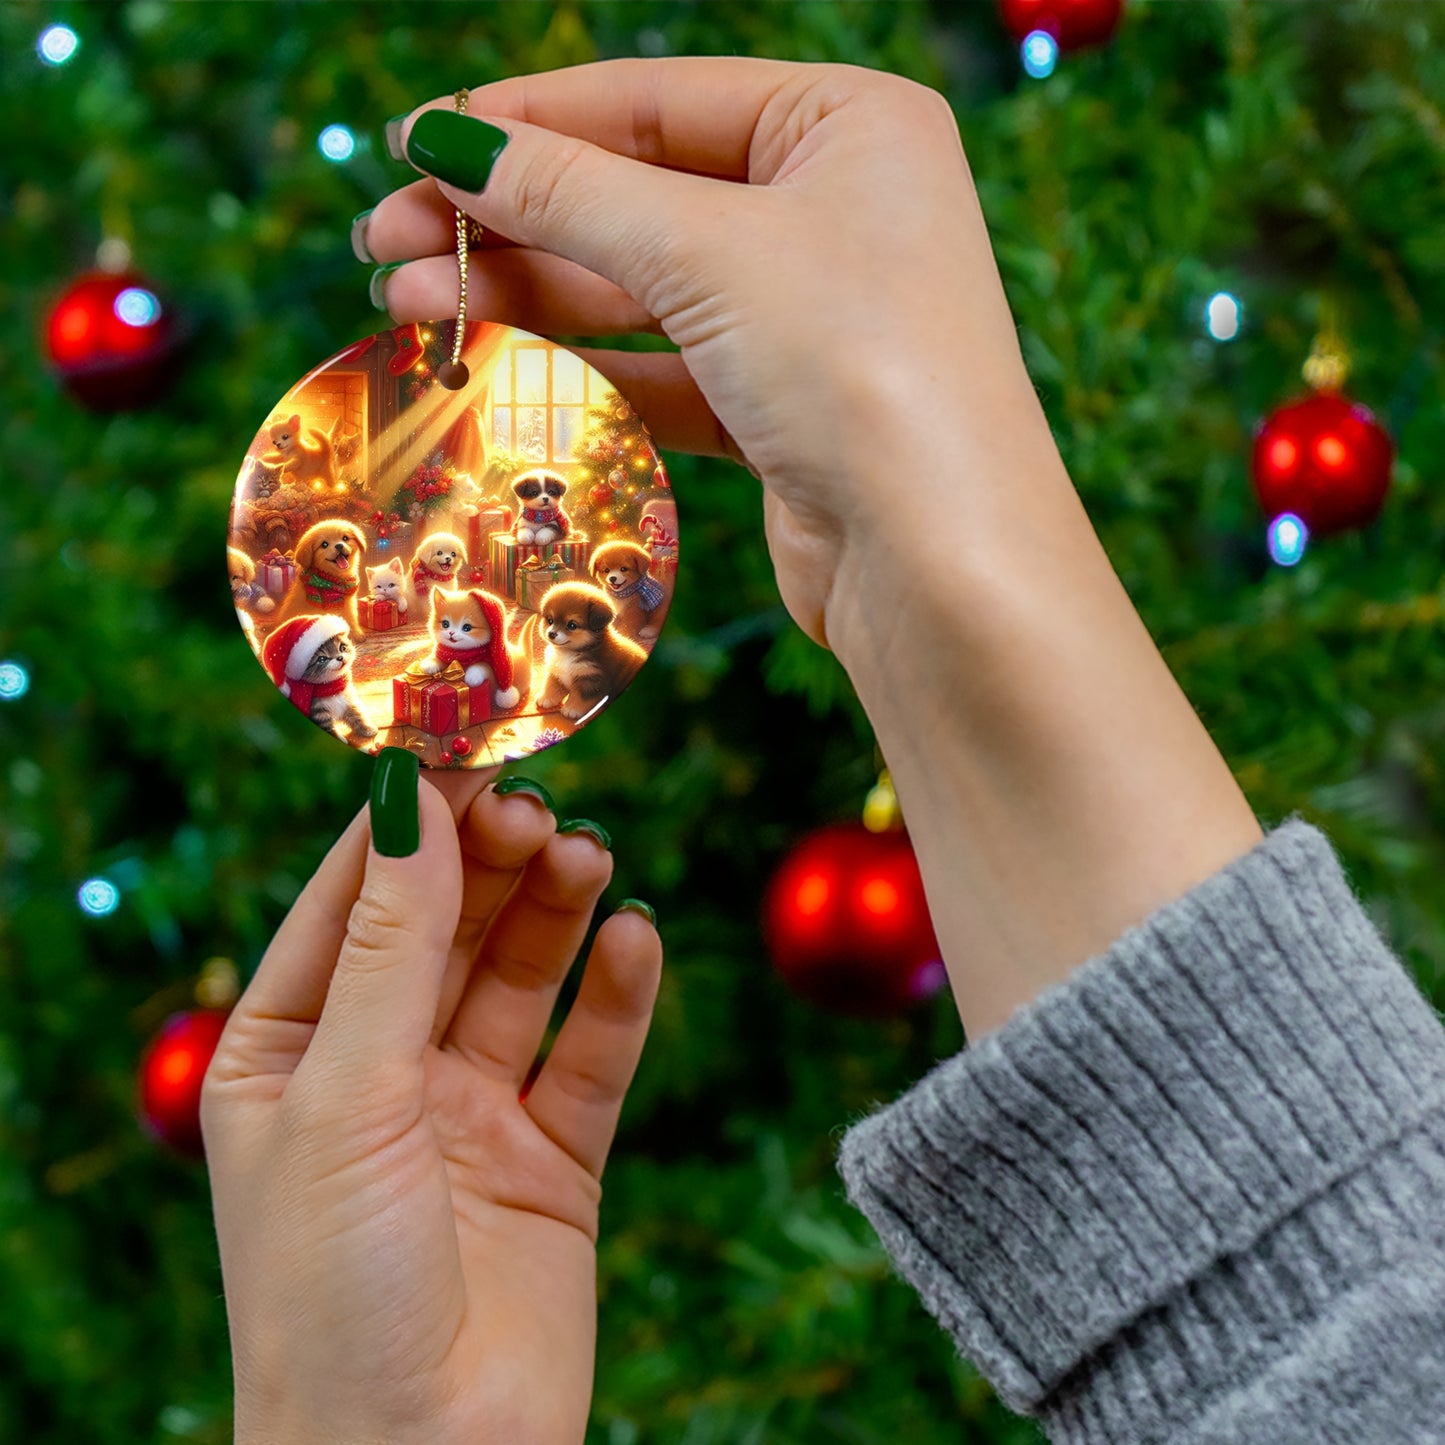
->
[[397, 55, 812, 182]]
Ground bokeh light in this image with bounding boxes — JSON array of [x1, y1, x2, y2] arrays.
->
[[1021, 30, 1059, 79], [37, 24, 79, 66], [78, 878, 121, 917], [318, 124, 356, 162], [114, 288, 162, 328], [1205, 291, 1242, 341], [0, 661, 29, 700], [1267, 512, 1309, 567]]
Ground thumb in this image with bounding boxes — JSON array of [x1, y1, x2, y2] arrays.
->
[[301, 750, 462, 1089], [396, 107, 745, 318]]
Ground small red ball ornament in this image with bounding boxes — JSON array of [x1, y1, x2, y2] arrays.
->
[[1251, 392, 1393, 537], [44, 269, 182, 410], [451, 736, 472, 758], [137, 1008, 231, 1157], [998, 0, 1123, 49], [763, 823, 945, 1017]]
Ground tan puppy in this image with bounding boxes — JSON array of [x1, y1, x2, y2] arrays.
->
[[533, 581, 648, 722], [286, 520, 365, 630], [410, 530, 467, 602], [589, 540, 668, 644]]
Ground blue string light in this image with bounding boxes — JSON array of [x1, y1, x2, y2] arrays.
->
[[1267, 512, 1308, 567], [1205, 291, 1242, 342], [318, 124, 357, 162], [0, 661, 28, 700], [38, 24, 79, 66], [78, 878, 121, 917], [1021, 30, 1059, 79]]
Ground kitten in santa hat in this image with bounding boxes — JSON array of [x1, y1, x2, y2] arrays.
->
[[261, 614, 376, 742], [420, 586, 531, 712]]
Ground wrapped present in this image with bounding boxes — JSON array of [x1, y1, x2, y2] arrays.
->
[[650, 551, 678, 583], [391, 660, 491, 734], [515, 554, 575, 611], [548, 534, 592, 577], [359, 595, 403, 631], [490, 534, 543, 600], [258, 549, 297, 597], [464, 504, 512, 562]]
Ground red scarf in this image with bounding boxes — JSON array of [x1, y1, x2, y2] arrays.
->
[[302, 568, 359, 606], [412, 560, 458, 592], [432, 642, 489, 672], [522, 505, 569, 537], [285, 674, 348, 715]]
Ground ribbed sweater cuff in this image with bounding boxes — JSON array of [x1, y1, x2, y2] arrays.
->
[[836, 816, 1445, 1428]]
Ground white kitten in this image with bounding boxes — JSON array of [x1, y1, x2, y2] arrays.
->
[[365, 557, 410, 615]]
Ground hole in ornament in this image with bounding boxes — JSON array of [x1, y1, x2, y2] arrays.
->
[[438, 360, 469, 390]]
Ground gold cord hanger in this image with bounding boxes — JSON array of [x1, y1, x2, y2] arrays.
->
[[437, 88, 483, 390]]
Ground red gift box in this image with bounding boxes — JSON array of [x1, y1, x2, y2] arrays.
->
[[258, 550, 297, 597], [359, 596, 403, 631], [391, 662, 491, 733], [465, 505, 512, 564]]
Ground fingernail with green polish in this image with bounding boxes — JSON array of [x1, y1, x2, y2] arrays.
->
[[370, 747, 420, 858], [405, 110, 510, 193], [350, 208, 375, 264], [558, 818, 612, 850], [369, 262, 404, 312], [384, 113, 409, 162], [617, 898, 656, 927], [493, 775, 555, 812]]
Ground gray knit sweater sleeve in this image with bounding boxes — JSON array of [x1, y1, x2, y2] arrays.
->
[[836, 816, 1445, 1443]]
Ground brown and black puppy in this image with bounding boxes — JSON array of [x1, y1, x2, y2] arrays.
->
[[532, 580, 648, 721], [589, 539, 668, 644], [285, 520, 366, 630]]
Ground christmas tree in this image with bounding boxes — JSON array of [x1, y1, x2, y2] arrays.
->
[[2, 4, 1443, 1443], [574, 388, 663, 534]]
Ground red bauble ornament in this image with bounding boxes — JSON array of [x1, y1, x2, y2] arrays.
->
[[44, 269, 182, 410], [998, 0, 1123, 49], [590, 482, 614, 506], [1251, 391, 1393, 537], [652, 464, 671, 491], [451, 736, 473, 757], [137, 1008, 231, 1157], [763, 823, 945, 1017]]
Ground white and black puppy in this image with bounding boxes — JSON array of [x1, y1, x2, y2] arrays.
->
[[511, 468, 572, 547]]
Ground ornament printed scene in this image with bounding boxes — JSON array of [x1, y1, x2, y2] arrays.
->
[[227, 321, 678, 768]]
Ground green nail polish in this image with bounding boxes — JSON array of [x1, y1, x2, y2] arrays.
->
[[384, 114, 409, 162], [370, 747, 420, 857], [369, 262, 404, 312], [617, 898, 656, 927], [405, 110, 510, 193], [350, 208, 375, 264], [493, 775, 555, 812], [558, 818, 612, 850]]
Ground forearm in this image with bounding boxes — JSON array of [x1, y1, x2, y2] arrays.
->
[[826, 396, 1262, 1040]]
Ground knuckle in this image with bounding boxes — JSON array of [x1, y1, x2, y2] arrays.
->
[[512, 136, 591, 232], [341, 892, 413, 969]]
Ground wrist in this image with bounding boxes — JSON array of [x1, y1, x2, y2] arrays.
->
[[822, 433, 1262, 1040]]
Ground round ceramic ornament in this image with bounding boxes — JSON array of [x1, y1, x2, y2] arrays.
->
[[226, 319, 677, 768]]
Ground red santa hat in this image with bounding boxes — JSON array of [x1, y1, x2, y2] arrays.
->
[[261, 614, 348, 700], [466, 590, 513, 694]]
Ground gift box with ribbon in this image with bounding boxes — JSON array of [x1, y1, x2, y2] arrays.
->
[[464, 504, 512, 564], [359, 595, 403, 631], [514, 554, 575, 611], [391, 660, 491, 734], [258, 548, 297, 597]]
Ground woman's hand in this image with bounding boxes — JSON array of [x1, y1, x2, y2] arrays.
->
[[363, 59, 1262, 1043], [362, 56, 1047, 654], [202, 758, 661, 1445]]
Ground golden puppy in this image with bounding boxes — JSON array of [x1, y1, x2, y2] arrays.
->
[[286, 521, 365, 630], [589, 540, 668, 644], [532, 581, 648, 722], [410, 530, 467, 602]]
